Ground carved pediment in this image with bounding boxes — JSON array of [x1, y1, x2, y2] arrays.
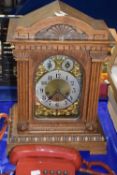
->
[[7, 1, 114, 41], [35, 24, 88, 40]]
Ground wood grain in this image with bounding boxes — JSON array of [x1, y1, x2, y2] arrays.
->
[[7, 1, 115, 153]]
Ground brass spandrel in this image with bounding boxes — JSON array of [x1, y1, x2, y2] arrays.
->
[[35, 100, 79, 118], [34, 55, 82, 119]]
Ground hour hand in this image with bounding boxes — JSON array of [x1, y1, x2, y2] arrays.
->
[[46, 90, 57, 100]]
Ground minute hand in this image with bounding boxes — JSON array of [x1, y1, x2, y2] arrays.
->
[[58, 89, 73, 104]]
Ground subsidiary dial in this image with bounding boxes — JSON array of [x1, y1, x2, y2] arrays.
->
[[62, 58, 74, 71], [43, 59, 55, 71]]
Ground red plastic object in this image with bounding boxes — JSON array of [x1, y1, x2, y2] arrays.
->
[[10, 144, 82, 170], [9, 144, 115, 175], [0, 113, 9, 140], [16, 157, 75, 175]]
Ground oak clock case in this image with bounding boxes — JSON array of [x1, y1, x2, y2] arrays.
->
[[7, 1, 116, 153], [35, 55, 82, 119]]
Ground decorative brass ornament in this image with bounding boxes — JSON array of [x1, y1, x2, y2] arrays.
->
[[35, 100, 79, 118], [35, 55, 82, 118]]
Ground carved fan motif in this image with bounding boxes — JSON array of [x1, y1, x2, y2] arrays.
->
[[35, 24, 88, 40]]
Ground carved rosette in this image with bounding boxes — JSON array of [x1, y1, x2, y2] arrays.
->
[[17, 122, 29, 131], [85, 121, 98, 131]]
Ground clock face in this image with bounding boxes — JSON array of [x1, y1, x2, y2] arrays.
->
[[36, 70, 80, 109], [35, 55, 83, 118]]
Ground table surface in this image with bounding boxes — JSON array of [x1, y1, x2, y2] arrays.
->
[[0, 89, 117, 174]]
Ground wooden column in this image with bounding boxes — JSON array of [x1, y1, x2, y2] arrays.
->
[[86, 61, 102, 130], [17, 60, 29, 131]]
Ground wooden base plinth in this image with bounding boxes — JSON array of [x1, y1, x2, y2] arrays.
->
[[8, 105, 106, 154], [8, 140, 106, 155]]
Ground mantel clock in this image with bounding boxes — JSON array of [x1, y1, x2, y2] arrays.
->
[[7, 1, 116, 153]]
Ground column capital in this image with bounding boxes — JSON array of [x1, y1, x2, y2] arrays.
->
[[13, 50, 31, 61], [90, 51, 109, 62]]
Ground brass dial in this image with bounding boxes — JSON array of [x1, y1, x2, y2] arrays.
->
[[45, 79, 70, 101], [36, 70, 80, 109], [35, 55, 82, 117]]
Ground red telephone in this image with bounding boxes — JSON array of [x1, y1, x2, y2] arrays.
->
[[9, 144, 115, 175], [0, 113, 9, 140]]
